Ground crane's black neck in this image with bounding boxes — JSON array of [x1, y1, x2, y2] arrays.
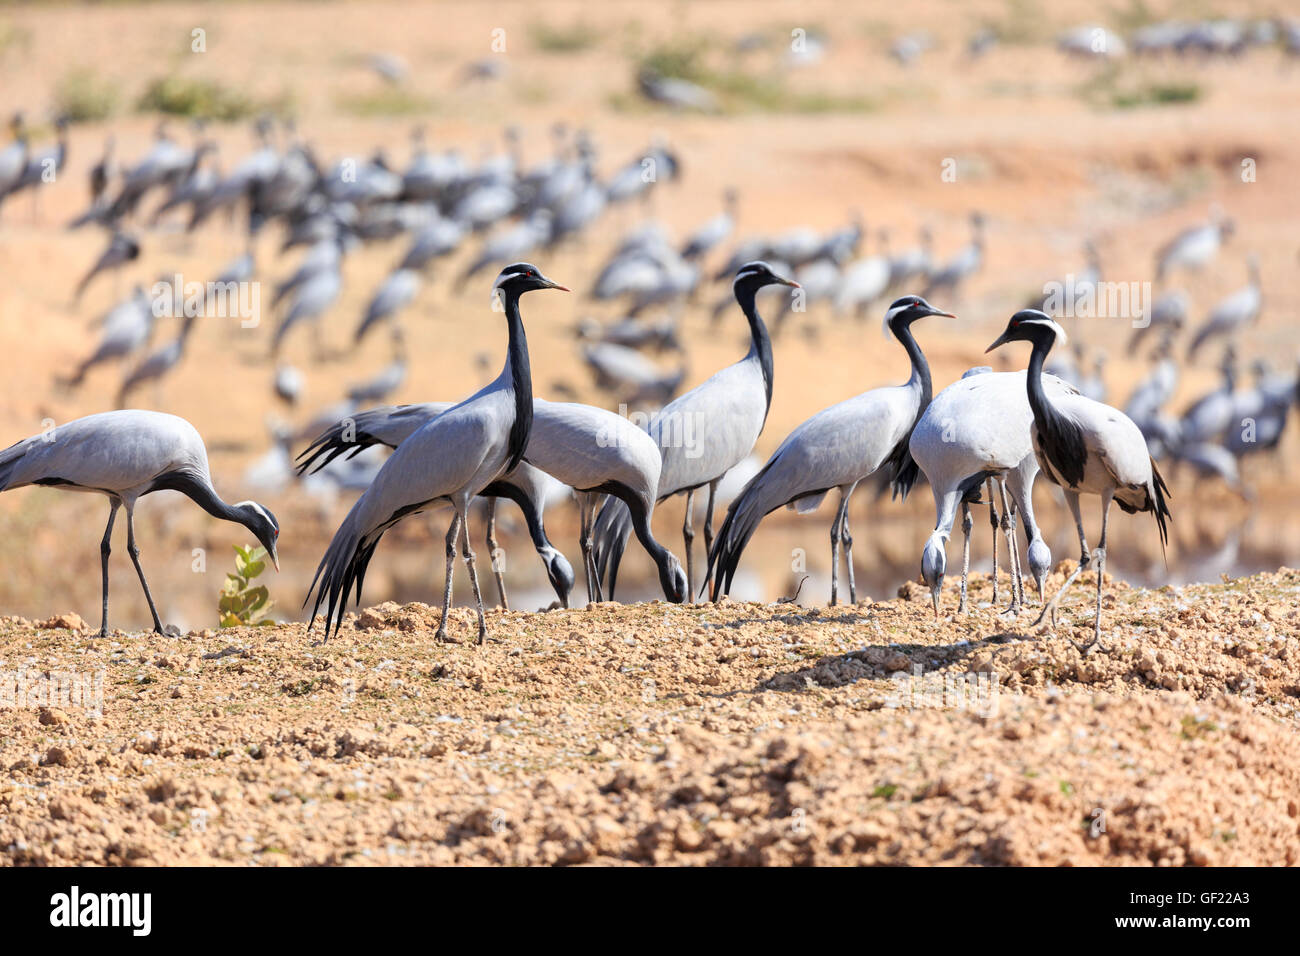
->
[[501, 291, 534, 474], [735, 285, 775, 419], [891, 320, 932, 408], [149, 470, 251, 530], [880, 319, 934, 500], [1025, 335, 1087, 487]]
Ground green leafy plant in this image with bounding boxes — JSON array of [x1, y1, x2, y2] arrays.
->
[[531, 22, 599, 54], [54, 70, 119, 123], [137, 75, 256, 121], [219, 545, 276, 628]]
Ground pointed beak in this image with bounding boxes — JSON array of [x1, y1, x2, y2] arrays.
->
[[544, 279, 570, 292], [931, 587, 941, 619], [780, 277, 802, 289], [985, 331, 1011, 353]]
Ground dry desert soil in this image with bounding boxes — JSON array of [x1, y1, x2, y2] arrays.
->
[[3, 567, 1299, 866]]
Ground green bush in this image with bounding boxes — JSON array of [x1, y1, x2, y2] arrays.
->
[[335, 87, 435, 117], [531, 22, 599, 54], [137, 75, 256, 121], [218, 545, 276, 628], [55, 70, 118, 123]]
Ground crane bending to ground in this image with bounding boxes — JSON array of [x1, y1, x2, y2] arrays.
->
[[0, 410, 279, 638]]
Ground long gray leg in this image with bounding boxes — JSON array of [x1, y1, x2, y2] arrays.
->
[[681, 489, 696, 604], [485, 499, 508, 611], [123, 504, 165, 633], [98, 501, 119, 638], [958, 501, 973, 614], [986, 479, 1000, 604], [829, 498, 843, 607], [840, 488, 857, 604], [435, 514, 461, 641], [1034, 491, 1090, 629], [460, 513, 488, 645], [1086, 492, 1114, 652], [579, 495, 600, 604], [701, 480, 719, 597], [998, 480, 1022, 615]]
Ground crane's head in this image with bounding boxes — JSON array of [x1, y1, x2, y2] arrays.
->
[[657, 550, 689, 604], [1026, 537, 1051, 602], [883, 295, 955, 336], [542, 547, 575, 607], [492, 262, 569, 304], [985, 309, 1066, 354], [733, 261, 800, 296], [235, 501, 280, 571], [920, 531, 947, 618]]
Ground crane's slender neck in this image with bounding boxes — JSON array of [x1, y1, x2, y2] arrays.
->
[[1023, 332, 1087, 487], [1024, 337, 1054, 428], [735, 284, 775, 416], [155, 471, 249, 530], [892, 320, 931, 407], [501, 291, 533, 473]]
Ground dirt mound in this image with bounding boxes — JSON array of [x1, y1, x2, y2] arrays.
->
[[2, 570, 1298, 865]]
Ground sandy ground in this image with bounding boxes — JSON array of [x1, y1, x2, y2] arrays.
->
[[0, 1, 1297, 628], [2, 567, 1298, 866]]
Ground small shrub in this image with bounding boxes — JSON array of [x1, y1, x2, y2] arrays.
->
[[54, 70, 118, 123], [219, 545, 276, 628], [531, 22, 599, 54], [336, 88, 435, 117], [137, 75, 256, 121]]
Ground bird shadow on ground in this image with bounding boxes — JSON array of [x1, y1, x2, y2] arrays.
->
[[703, 608, 875, 631], [750, 627, 1035, 697]]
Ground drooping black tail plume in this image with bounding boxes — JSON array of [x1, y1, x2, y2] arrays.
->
[[304, 503, 383, 641], [590, 497, 634, 598], [1149, 458, 1172, 562]]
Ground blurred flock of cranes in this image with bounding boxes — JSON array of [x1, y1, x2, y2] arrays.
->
[[0, 3, 1296, 624]]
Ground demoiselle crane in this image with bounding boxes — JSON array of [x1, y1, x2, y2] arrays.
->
[[924, 213, 984, 299], [986, 310, 1171, 648], [305, 263, 569, 644], [0, 113, 28, 216], [64, 286, 153, 388], [296, 397, 689, 609], [354, 268, 420, 344], [6, 116, 67, 222], [0, 411, 279, 638], [1186, 253, 1261, 359], [911, 368, 1075, 616], [74, 231, 141, 302], [705, 295, 953, 605], [296, 403, 576, 608], [592, 262, 800, 601], [117, 314, 197, 407], [680, 189, 737, 261], [1155, 212, 1233, 282]]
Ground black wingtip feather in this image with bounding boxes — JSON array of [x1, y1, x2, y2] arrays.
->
[[1149, 458, 1173, 566]]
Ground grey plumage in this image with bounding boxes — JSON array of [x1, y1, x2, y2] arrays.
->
[[594, 263, 800, 602], [304, 263, 569, 643], [0, 410, 278, 637], [706, 295, 952, 605]]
